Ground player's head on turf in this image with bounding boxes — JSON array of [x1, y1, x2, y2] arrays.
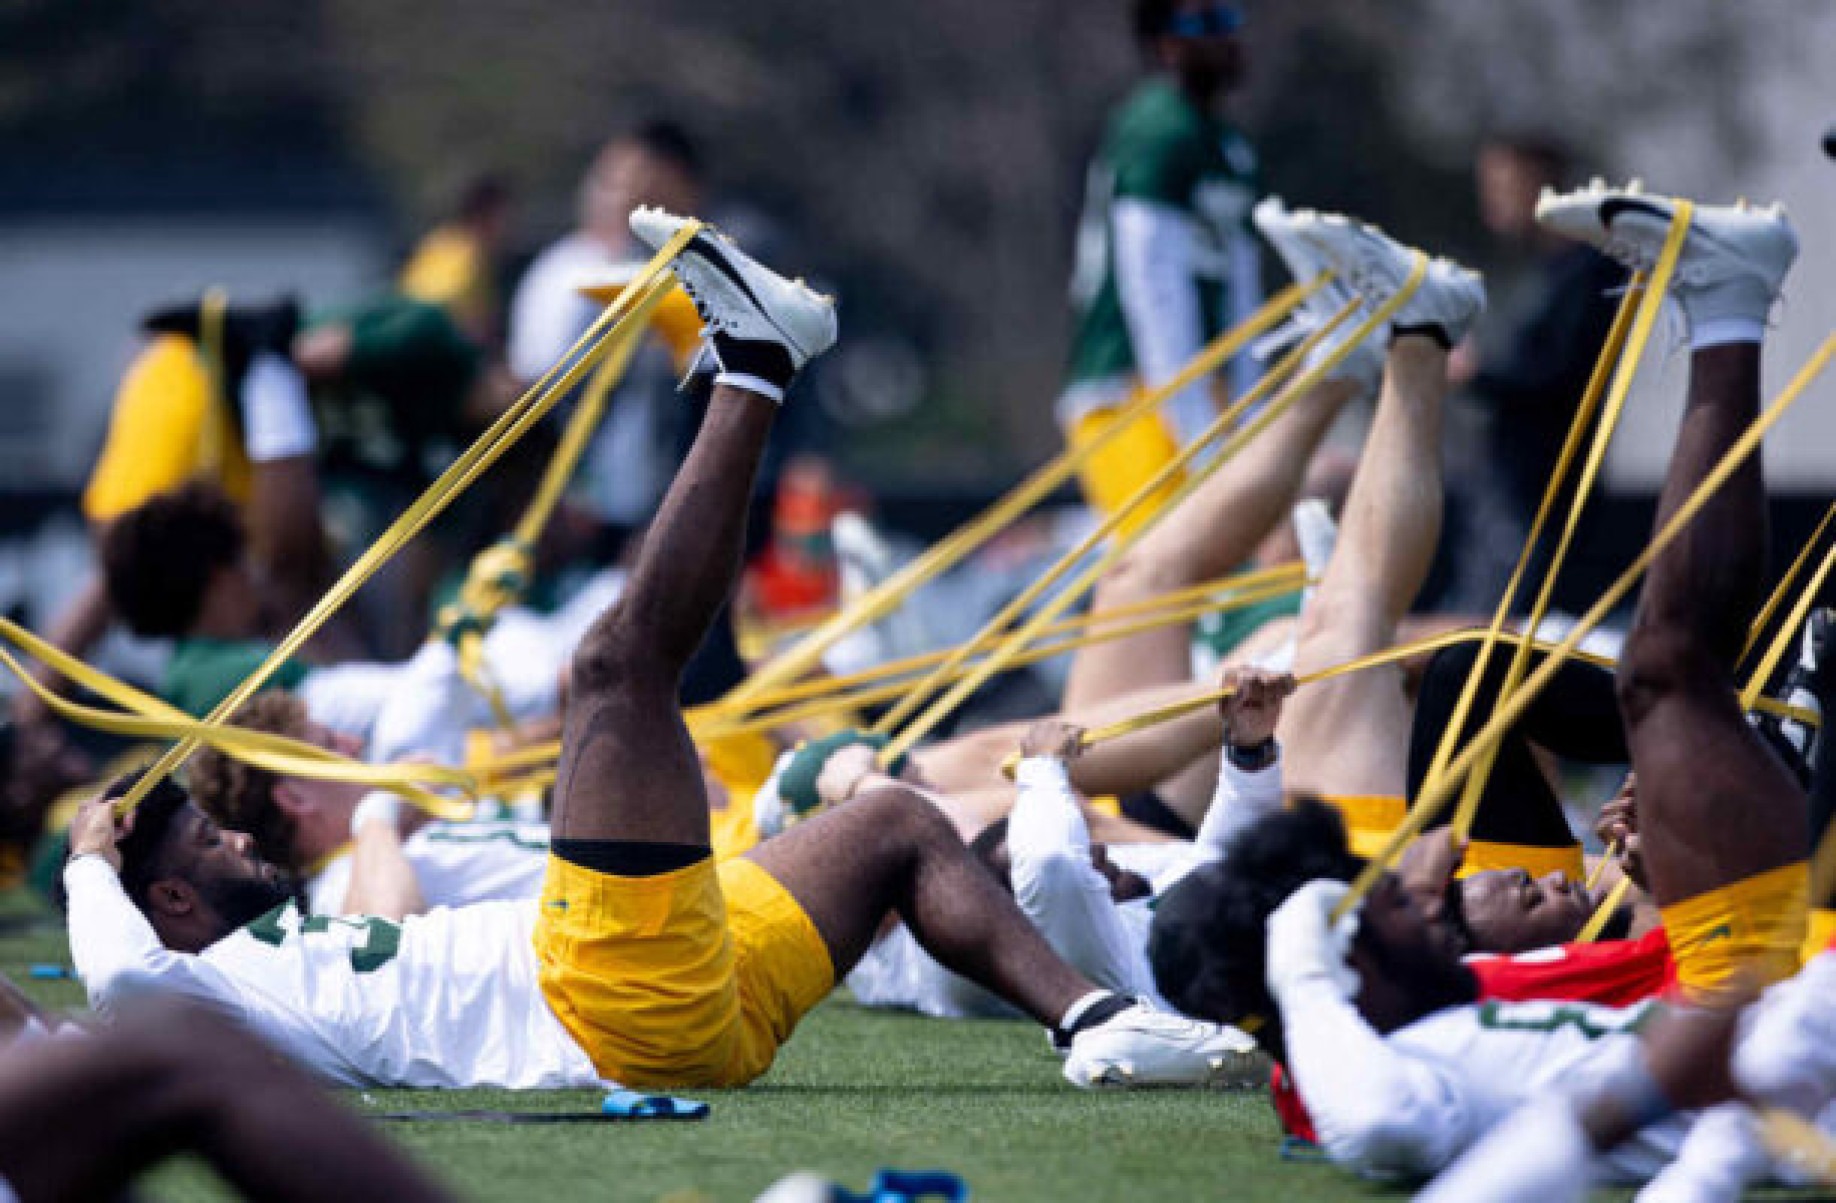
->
[[187, 691, 368, 876], [1148, 799, 1476, 1059], [101, 483, 260, 641], [968, 817, 1152, 903], [1453, 865, 1606, 954], [1134, 0, 1247, 102], [110, 771, 301, 953]]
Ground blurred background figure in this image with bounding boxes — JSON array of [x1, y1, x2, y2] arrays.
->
[[1443, 131, 1625, 611], [1059, 0, 1261, 519], [508, 119, 708, 554], [399, 170, 517, 348]]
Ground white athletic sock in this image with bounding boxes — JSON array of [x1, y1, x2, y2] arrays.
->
[[1057, 989, 1123, 1034], [1687, 316, 1764, 351], [1415, 1097, 1594, 1203]]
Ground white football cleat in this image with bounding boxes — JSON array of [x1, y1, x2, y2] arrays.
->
[[629, 207, 838, 395], [1062, 1002, 1266, 1090], [1253, 198, 1384, 392], [1535, 184, 1798, 332], [1288, 211, 1485, 347]]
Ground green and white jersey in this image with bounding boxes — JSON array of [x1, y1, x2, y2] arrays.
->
[[308, 820, 551, 917], [66, 856, 602, 1090], [1064, 78, 1262, 443]]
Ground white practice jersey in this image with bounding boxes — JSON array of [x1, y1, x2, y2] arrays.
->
[[66, 856, 601, 1090], [846, 753, 1272, 1018], [309, 820, 551, 916], [1288, 985, 1688, 1184]]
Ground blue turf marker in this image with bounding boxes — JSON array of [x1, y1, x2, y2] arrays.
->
[[27, 964, 70, 980], [600, 1089, 710, 1120]]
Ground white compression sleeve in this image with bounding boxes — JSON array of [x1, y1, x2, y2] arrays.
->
[[1009, 757, 1155, 998], [238, 353, 318, 462], [1192, 750, 1284, 861], [1277, 979, 1477, 1180], [1112, 198, 1213, 446]]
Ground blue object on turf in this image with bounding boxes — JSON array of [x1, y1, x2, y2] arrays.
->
[[856, 1169, 969, 1202], [27, 965, 70, 980], [600, 1088, 710, 1120]]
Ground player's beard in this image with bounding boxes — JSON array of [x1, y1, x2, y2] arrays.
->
[[198, 872, 302, 929]]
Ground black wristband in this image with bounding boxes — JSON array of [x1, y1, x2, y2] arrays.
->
[[1225, 737, 1279, 772]]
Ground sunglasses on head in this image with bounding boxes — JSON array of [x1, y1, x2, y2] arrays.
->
[[1165, 4, 1243, 38]]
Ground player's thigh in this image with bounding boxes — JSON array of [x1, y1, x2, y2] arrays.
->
[[1278, 663, 1412, 800], [1625, 689, 1807, 906], [744, 788, 945, 975], [550, 675, 707, 843]]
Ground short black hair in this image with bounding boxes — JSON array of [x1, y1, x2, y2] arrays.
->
[[619, 119, 702, 180], [100, 483, 245, 639], [1148, 798, 1363, 1057], [1133, 0, 1178, 44], [455, 171, 512, 224], [106, 772, 193, 910], [1482, 129, 1575, 184]]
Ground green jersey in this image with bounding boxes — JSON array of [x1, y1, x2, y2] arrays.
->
[[164, 637, 311, 718], [1064, 78, 1260, 434]]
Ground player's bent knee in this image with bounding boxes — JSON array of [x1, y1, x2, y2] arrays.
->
[[569, 628, 671, 700], [852, 784, 962, 848], [1614, 629, 1720, 723]]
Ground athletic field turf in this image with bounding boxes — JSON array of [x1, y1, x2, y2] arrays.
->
[[8, 892, 1817, 1202]]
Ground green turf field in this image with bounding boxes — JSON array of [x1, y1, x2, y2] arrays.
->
[[6, 891, 1818, 1202]]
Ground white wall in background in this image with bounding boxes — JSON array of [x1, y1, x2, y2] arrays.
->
[[0, 219, 385, 488]]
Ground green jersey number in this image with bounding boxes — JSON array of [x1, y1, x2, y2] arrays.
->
[[246, 906, 403, 973], [1475, 1000, 1655, 1040]]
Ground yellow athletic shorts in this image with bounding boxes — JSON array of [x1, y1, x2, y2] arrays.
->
[[533, 854, 834, 1088], [1068, 406, 1185, 534], [1460, 839, 1585, 882], [1660, 861, 1808, 1002], [1801, 907, 1836, 969], [1316, 794, 1408, 860]]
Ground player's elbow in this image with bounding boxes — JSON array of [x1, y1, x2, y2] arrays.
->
[[1319, 1103, 1453, 1183]]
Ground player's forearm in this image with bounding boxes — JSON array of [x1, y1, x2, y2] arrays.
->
[[1278, 985, 1465, 1179], [342, 818, 426, 921], [1113, 199, 1208, 398], [1193, 751, 1284, 860]]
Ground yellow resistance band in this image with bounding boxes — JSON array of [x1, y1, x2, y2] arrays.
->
[[0, 619, 476, 819], [1335, 332, 1836, 921], [1741, 500, 1836, 668], [868, 296, 1357, 750], [448, 276, 674, 729], [876, 264, 1425, 768], [714, 275, 1327, 715], [1576, 495, 1836, 932], [469, 565, 1310, 783], [693, 572, 1310, 746], [1444, 203, 1694, 841], [733, 560, 1304, 715], [1414, 270, 1642, 812], [111, 222, 705, 816], [195, 288, 230, 480]]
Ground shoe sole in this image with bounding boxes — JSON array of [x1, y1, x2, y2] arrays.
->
[[1071, 1049, 1270, 1091]]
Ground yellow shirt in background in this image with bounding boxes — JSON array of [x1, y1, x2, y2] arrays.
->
[[83, 335, 250, 524], [400, 224, 495, 333]]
